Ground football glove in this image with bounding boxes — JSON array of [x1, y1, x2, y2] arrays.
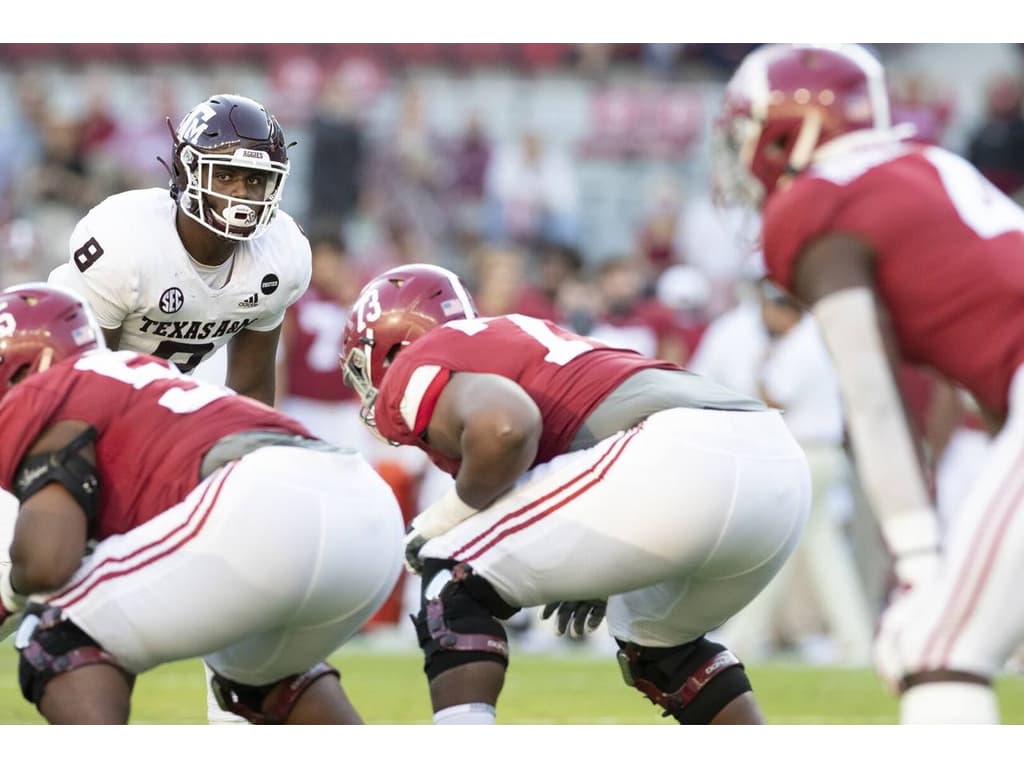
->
[[0, 562, 25, 641], [541, 599, 607, 639], [403, 486, 478, 575]]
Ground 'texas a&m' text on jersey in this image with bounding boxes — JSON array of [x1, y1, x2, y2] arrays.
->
[[49, 188, 311, 373]]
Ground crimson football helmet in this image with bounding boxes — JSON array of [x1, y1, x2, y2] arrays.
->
[[0, 283, 103, 397], [167, 94, 290, 241], [714, 44, 895, 207], [341, 264, 478, 430]]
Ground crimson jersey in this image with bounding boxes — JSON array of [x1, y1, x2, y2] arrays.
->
[[0, 350, 312, 541], [283, 286, 357, 402], [373, 314, 678, 476], [764, 141, 1024, 416]]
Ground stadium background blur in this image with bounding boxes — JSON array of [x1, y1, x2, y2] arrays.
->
[[2, 42, 1024, 672], [4, 44, 1022, 291]]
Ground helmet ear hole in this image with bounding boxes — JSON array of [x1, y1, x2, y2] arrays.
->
[[9, 363, 30, 385], [383, 343, 403, 369]]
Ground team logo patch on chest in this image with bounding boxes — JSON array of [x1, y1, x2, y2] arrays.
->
[[261, 273, 279, 295], [159, 287, 185, 314]]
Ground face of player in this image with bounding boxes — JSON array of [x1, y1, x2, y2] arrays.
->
[[205, 163, 273, 219], [180, 142, 288, 244]]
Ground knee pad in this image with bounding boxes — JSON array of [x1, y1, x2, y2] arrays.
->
[[210, 662, 340, 725], [411, 559, 516, 682], [15, 604, 130, 708], [616, 637, 752, 724]]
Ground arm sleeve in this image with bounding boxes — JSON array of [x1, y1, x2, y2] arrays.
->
[[50, 219, 137, 330], [812, 288, 940, 563]]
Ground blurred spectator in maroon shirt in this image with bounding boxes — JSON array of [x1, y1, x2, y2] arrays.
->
[[968, 74, 1024, 199], [448, 111, 491, 203], [78, 75, 119, 154], [890, 74, 954, 145], [588, 255, 690, 365], [445, 111, 492, 255], [655, 263, 712, 364], [637, 193, 681, 276], [515, 240, 585, 324]]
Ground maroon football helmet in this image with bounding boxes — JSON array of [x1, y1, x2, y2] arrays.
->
[[714, 44, 893, 207], [168, 94, 290, 241], [0, 283, 103, 397], [341, 264, 478, 430]]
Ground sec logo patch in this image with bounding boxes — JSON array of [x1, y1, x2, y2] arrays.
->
[[159, 287, 185, 314]]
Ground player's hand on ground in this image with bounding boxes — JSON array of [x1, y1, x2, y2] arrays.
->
[[541, 599, 607, 639], [0, 603, 20, 641], [892, 548, 940, 595], [403, 529, 429, 575], [403, 487, 480, 575], [0, 568, 24, 641]]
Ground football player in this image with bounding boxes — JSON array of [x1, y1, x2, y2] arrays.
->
[[715, 43, 1024, 722], [47, 93, 311, 722], [0, 283, 403, 724], [341, 263, 811, 725], [48, 93, 310, 406]]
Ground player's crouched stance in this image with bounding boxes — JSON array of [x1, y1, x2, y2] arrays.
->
[[342, 264, 812, 724], [0, 284, 404, 724]]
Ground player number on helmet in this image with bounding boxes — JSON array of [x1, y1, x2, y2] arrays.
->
[[355, 288, 382, 333]]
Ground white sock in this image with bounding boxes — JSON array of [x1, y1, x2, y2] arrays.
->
[[433, 703, 496, 725], [901, 681, 999, 724]]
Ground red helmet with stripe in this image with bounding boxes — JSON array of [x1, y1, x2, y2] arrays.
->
[[341, 264, 477, 431], [0, 283, 103, 397], [714, 44, 893, 206]]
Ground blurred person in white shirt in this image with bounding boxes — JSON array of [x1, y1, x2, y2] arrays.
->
[[714, 280, 875, 666]]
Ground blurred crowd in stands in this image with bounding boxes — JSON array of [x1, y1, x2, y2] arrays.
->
[[3, 42, 1024, 663]]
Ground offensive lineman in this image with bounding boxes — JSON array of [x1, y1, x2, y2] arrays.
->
[[0, 283, 403, 724], [341, 263, 811, 725], [47, 93, 311, 722]]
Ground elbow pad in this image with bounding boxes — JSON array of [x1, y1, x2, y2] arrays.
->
[[14, 427, 100, 533]]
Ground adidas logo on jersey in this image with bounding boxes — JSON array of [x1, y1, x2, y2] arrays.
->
[[238, 293, 259, 308]]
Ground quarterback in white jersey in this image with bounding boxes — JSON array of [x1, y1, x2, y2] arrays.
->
[[49, 94, 310, 407]]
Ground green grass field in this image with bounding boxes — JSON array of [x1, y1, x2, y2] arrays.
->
[[1, 641, 1022, 724]]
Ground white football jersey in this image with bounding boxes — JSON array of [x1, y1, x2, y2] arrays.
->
[[49, 188, 311, 374]]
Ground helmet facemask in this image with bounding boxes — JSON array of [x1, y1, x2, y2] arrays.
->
[[341, 328, 378, 428], [342, 328, 412, 444], [178, 146, 289, 241], [715, 44, 897, 211], [712, 110, 767, 209]]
